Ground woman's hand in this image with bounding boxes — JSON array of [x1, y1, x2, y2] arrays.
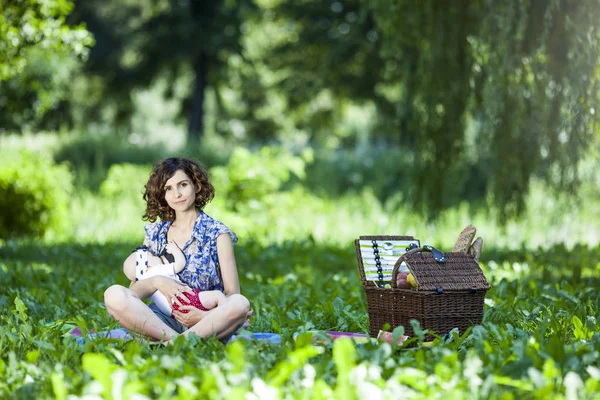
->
[[172, 306, 207, 327], [152, 276, 194, 308]]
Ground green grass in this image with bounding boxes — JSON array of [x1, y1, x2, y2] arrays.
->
[[1, 134, 600, 398], [0, 239, 599, 399], [66, 175, 600, 251]]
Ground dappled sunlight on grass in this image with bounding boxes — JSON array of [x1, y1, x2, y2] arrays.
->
[[1, 237, 599, 397], [61, 173, 600, 250], [2, 136, 600, 397]]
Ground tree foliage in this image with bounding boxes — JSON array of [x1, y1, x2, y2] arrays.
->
[[2, 0, 599, 220], [0, 0, 93, 130], [66, 0, 256, 140], [262, 0, 600, 218]]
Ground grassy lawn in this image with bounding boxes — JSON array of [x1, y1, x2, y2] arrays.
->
[[1, 238, 599, 399], [1, 139, 599, 398]]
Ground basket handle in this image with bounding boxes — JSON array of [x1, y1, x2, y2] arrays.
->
[[391, 245, 446, 288]]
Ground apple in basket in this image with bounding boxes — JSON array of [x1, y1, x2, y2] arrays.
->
[[396, 271, 410, 289]]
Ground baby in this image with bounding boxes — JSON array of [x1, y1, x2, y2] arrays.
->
[[133, 241, 226, 318]]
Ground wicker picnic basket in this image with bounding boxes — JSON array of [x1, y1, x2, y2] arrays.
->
[[355, 235, 490, 339]]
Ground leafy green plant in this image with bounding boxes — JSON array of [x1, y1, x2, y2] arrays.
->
[[1, 238, 599, 398], [0, 151, 72, 240], [1, 141, 600, 398], [99, 163, 152, 201], [210, 146, 311, 210]]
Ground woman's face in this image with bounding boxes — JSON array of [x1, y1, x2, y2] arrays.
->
[[164, 169, 196, 213]]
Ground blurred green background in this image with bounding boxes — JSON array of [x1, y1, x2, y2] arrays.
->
[[2, 2, 600, 397], [1, 0, 599, 247]]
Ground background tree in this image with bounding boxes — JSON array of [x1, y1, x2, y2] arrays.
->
[[3, 0, 598, 221], [0, 0, 93, 131], [66, 0, 257, 142], [259, 0, 600, 218], [249, 0, 393, 145]]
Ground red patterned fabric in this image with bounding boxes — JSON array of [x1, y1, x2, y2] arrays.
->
[[172, 288, 209, 313]]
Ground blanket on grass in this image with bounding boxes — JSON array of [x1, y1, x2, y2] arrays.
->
[[69, 327, 282, 345], [68, 327, 412, 347]]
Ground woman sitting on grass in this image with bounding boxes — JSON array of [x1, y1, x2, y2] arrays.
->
[[104, 157, 250, 343]]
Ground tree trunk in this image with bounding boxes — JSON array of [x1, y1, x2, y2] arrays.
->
[[187, 52, 207, 143]]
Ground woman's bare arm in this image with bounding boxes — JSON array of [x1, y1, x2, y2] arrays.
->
[[216, 233, 240, 296]]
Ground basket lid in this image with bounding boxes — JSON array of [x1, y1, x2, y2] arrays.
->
[[355, 236, 419, 287], [395, 249, 490, 291]]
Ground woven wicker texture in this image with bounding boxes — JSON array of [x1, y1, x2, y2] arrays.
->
[[392, 251, 490, 291], [355, 241, 490, 339], [363, 286, 486, 338]]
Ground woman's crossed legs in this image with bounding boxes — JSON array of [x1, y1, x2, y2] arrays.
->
[[104, 284, 250, 342]]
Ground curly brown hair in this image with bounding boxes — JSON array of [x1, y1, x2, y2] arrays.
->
[[142, 158, 215, 222]]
